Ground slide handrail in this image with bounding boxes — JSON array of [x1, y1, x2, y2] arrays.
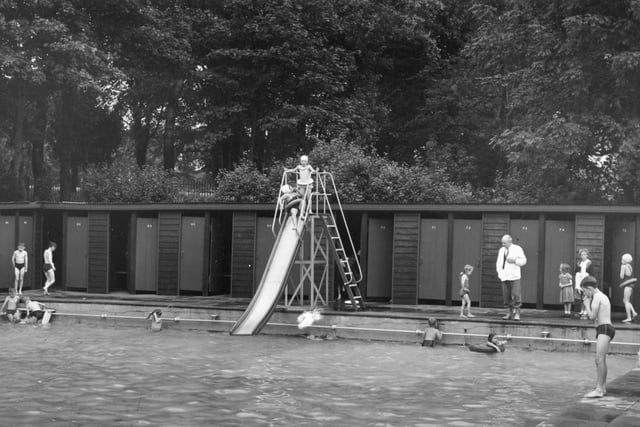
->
[[315, 171, 363, 284]]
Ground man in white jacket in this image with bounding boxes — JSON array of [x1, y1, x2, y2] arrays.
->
[[496, 234, 527, 320]]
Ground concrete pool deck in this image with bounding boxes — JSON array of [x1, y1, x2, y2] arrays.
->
[[539, 368, 640, 426]]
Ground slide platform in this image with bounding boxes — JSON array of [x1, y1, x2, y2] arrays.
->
[[230, 216, 303, 335]]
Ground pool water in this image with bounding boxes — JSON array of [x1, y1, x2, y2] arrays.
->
[[2, 323, 636, 426]]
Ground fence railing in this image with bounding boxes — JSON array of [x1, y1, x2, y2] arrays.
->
[[23, 181, 218, 203]]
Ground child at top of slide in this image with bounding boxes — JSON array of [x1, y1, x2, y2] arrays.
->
[[286, 155, 315, 194]]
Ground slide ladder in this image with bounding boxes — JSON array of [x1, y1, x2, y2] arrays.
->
[[315, 172, 365, 310]]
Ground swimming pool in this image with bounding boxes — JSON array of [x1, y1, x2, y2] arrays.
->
[[2, 323, 636, 426]]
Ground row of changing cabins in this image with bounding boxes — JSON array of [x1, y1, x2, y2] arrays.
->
[[2, 203, 640, 310]]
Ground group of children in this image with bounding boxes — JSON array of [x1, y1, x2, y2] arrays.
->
[[0, 241, 57, 324], [0, 287, 50, 324], [558, 249, 637, 322], [455, 248, 638, 323]]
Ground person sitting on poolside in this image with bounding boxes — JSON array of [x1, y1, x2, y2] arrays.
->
[[0, 288, 21, 323], [22, 296, 48, 324], [422, 317, 443, 347]]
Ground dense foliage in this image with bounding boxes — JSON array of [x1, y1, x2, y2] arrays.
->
[[2, 0, 640, 204]]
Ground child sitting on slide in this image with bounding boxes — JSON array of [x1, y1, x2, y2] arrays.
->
[[279, 185, 303, 227]]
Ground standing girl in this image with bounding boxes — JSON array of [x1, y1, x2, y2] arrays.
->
[[558, 263, 574, 316], [575, 248, 593, 318], [11, 243, 28, 294], [620, 253, 638, 323], [43, 241, 57, 295], [459, 264, 475, 318]]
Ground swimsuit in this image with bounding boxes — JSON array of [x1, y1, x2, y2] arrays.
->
[[43, 263, 53, 272], [14, 263, 25, 271], [29, 310, 44, 320], [595, 324, 615, 340]]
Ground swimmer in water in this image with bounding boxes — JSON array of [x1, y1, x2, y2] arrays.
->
[[486, 333, 506, 352], [421, 317, 443, 347], [297, 308, 322, 329], [147, 309, 162, 331]]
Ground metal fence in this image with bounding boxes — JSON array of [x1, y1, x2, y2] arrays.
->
[[26, 180, 218, 203]]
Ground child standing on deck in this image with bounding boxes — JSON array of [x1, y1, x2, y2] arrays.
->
[[620, 253, 638, 323], [575, 248, 593, 318], [11, 243, 28, 294], [43, 241, 57, 295], [459, 265, 475, 318], [558, 263, 574, 316]]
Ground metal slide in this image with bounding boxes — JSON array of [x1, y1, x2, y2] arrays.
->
[[229, 216, 303, 335]]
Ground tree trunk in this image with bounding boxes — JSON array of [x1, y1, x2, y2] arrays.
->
[[132, 102, 151, 168], [32, 93, 50, 200], [56, 89, 75, 201], [162, 80, 183, 171], [10, 93, 27, 200]]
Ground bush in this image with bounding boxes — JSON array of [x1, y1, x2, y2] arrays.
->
[[211, 157, 276, 203], [83, 157, 181, 203]]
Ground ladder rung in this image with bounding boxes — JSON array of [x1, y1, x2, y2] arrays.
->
[[352, 296, 362, 299], [348, 283, 358, 287]]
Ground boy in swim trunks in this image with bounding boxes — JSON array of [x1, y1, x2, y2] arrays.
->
[[12, 243, 28, 294], [582, 276, 614, 398], [43, 241, 57, 295], [22, 296, 48, 324], [0, 288, 21, 322]]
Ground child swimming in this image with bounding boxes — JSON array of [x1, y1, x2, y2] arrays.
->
[[297, 308, 322, 329], [421, 317, 443, 347]]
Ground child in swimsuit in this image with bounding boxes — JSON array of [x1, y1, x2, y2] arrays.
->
[[12, 243, 28, 294], [0, 288, 21, 322], [278, 185, 303, 227], [43, 241, 57, 295], [459, 265, 475, 318], [620, 253, 638, 323], [147, 309, 162, 332], [286, 155, 315, 195], [22, 296, 47, 324], [486, 333, 506, 352]]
